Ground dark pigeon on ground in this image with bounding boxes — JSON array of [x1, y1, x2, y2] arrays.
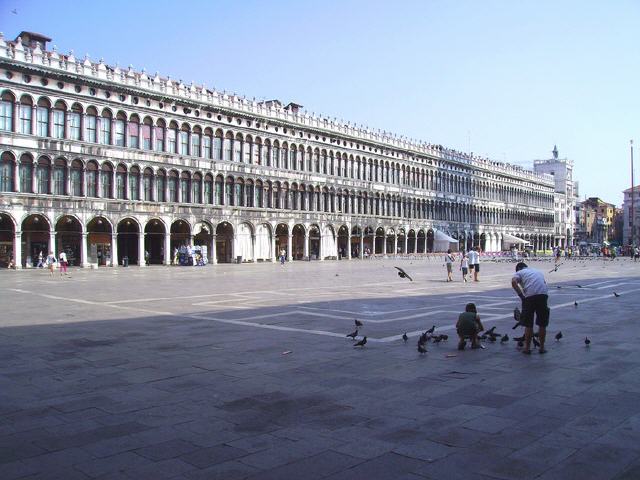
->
[[532, 337, 540, 348], [555, 331, 563, 341], [426, 325, 436, 334], [354, 336, 367, 347], [584, 337, 591, 346], [614, 292, 620, 297], [574, 301, 578, 307], [501, 334, 509, 343], [402, 332, 408, 343], [355, 319, 363, 327], [394, 266, 413, 281], [346, 329, 358, 339], [513, 335, 525, 342], [517, 340, 524, 348], [418, 343, 427, 354]]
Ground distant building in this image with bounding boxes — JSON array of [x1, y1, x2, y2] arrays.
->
[[533, 146, 579, 248], [575, 197, 616, 245], [622, 185, 640, 246]]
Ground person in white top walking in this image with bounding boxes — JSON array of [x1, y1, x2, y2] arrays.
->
[[444, 249, 455, 282], [460, 252, 469, 282], [467, 247, 481, 282], [58, 251, 68, 276]]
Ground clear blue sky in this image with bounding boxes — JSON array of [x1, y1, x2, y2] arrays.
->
[[1, 0, 638, 205]]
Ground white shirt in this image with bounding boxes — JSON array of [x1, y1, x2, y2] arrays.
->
[[468, 250, 479, 265], [512, 267, 548, 297], [59, 252, 67, 262], [461, 257, 469, 268]]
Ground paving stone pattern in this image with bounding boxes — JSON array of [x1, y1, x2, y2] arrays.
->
[[1, 257, 640, 479]]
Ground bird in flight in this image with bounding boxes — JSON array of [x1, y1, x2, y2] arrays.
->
[[354, 336, 367, 347], [346, 329, 358, 339], [614, 292, 620, 297], [394, 266, 413, 281]]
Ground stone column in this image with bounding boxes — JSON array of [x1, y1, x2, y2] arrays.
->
[[393, 235, 398, 256], [164, 232, 171, 265], [31, 161, 37, 193], [13, 101, 20, 132], [111, 233, 118, 267], [383, 233, 387, 256], [414, 235, 418, 254], [49, 232, 57, 257], [31, 105, 37, 135], [13, 231, 22, 269], [287, 232, 293, 262], [211, 234, 217, 264], [138, 232, 146, 266], [346, 233, 351, 260], [64, 162, 71, 196], [303, 230, 309, 260], [360, 235, 364, 259], [404, 235, 408, 255], [81, 233, 89, 267], [271, 232, 277, 263]]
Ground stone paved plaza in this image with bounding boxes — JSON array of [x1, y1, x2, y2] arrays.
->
[[1, 257, 640, 479]]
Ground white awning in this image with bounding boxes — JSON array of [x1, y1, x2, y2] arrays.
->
[[502, 233, 527, 244], [435, 230, 458, 243]]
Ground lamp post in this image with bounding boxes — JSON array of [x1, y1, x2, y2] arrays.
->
[[631, 140, 635, 248]]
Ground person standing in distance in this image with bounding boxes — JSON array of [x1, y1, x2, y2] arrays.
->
[[468, 246, 480, 282], [511, 262, 549, 354]]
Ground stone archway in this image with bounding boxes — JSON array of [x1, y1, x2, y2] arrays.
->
[[215, 222, 234, 263], [427, 229, 434, 253], [375, 227, 385, 254], [22, 214, 52, 268], [87, 216, 113, 266], [275, 223, 288, 260], [117, 218, 140, 266], [193, 221, 213, 264], [170, 219, 191, 264], [0, 213, 16, 268], [417, 230, 426, 254], [144, 219, 166, 265], [338, 225, 349, 259], [56, 215, 82, 267], [292, 224, 305, 260], [309, 224, 321, 260]]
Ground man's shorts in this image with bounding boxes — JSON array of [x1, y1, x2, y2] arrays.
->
[[521, 294, 550, 328], [446, 264, 452, 273], [473, 264, 480, 272]]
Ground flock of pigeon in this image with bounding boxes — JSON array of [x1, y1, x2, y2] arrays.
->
[[343, 265, 621, 353]]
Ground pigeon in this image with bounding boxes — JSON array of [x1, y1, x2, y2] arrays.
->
[[576, 284, 582, 288], [486, 326, 496, 336], [394, 266, 413, 281], [513, 307, 521, 322], [432, 336, 442, 344], [574, 301, 578, 307], [418, 343, 427, 354], [513, 335, 525, 342], [614, 292, 620, 297], [501, 334, 509, 343], [512, 320, 523, 330], [419, 332, 428, 344], [555, 331, 563, 341], [354, 336, 367, 347], [517, 340, 524, 348], [355, 319, 363, 327], [346, 329, 358, 339], [402, 332, 408, 343], [426, 325, 436, 334], [488, 335, 497, 342], [584, 337, 591, 346], [440, 334, 449, 341], [532, 337, 540, 348]]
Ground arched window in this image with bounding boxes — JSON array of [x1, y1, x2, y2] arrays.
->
[[141, 117, 152, 150], [0, 152, 14, 191], [234, 134, 243, 162], [244, 136, 253, 163], [181, 171, 191, 203], [86, 161, 98, 197], [202, 128, 213, 159], [19, 154, 33, 193], [37, 98, 50, 137], [154, 120, 165, 151], [262, 139, 270, 166], [71, 160, 83, 196], [272, 141, 280, 168], [69, 104, 82, 140], [252, 138, 261, 164], [37, 157, 51, 194], [223, 132, 233, 161], [167, 122, 178, 153], [128, 114, 140, 148], [129, 166, 140, 200], [0, 92, 14, 131], [101, 163, 113, 198], [156, 169, 166, 202], [143, 168, 153, 201], [245, 179, 254, 207], [52, 158, 66, 195], [52, 101, 66, 139], [255, 180, 263, 207], [193, 173, 203, 203], [168, 170, 178, 202], [116, 164, 127, 199], [86, 107, 98, 143], [225, 176, 234, 205], [204, 174, 213, 204], [235, 178, 244, 206], [100, 110, 112, 144], [115, 112, 126, 146], [179, 124, 189, 155], [19, 95, 32, 134], [213, 130, 223, 160], [191, 127, 201, 157], [215, 175, 224, 205]]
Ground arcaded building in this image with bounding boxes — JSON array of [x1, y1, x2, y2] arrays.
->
[[0, 32, 555, 268]]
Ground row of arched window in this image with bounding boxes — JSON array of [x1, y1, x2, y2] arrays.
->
[[0, 89, 554, 208], [0, 151, 554, 227]]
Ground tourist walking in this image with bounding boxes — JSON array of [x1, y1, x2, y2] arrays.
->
[[468, 246, 480, 282], [36, 251, 44, 268], [279, 248, 286, 266], [444, 249, 455, 282], [58, 251, 68, 276], [511, 262, 549, 354], [460, 251, 469, 282], [45, 251, 56, 277]]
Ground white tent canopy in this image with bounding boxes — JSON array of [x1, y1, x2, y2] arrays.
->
[[434, 230, 459, 252], [502, 233, 527, 245]]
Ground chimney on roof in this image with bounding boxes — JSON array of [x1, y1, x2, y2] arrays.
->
[[16, 31, 51, 50]]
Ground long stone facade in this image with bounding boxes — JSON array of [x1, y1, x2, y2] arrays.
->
[[0, 32, 555, 268]]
